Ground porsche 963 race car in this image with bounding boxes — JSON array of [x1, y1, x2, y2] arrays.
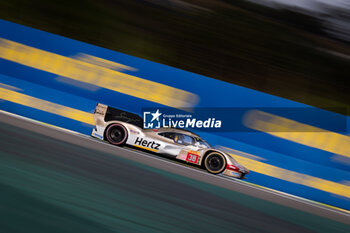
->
[[91, 104, 249, 179]]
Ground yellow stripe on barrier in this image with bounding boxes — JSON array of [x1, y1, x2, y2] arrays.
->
[[243, 110, 350, 159], [224, 149, 350, 199], [0, 87, 94, 125], [76, 53, 138, 71], [0, 38, 199, 108]]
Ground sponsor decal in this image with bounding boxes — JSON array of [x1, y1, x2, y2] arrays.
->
[[130, 129, 140, 134], [186, 152, 199, 164], [134, 137, 160, 150]]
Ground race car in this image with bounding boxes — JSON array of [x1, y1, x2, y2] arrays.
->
[[91, 103, 249, 179]]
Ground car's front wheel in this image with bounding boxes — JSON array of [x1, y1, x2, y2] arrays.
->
[[105, 123, 128, 146], [204, 152, 226, 174]]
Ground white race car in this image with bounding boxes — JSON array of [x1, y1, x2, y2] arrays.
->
[[91, 103, 249, 179]]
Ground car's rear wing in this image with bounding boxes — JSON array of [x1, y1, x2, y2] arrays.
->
[[94, 103, 143, 128]]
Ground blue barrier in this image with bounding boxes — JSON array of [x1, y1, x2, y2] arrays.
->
[[1, 19, 349, 210]]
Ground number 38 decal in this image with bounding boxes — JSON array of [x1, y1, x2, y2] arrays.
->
[[186, 152, 199, 164]]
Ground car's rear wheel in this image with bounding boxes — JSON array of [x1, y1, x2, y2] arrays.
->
[[204, 152, 226, 174], [105, 123, 128, 146]]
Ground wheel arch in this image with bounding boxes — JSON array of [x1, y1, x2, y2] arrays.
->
[[200, 149, 227, 167], [104, 122, 129, 145], [103, 121, 138, 140]]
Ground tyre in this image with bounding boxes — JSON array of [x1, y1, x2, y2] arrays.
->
[[204, 152, 226, 174], [105, 123, 128, 146]]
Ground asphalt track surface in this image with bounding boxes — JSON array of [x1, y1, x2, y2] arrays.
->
[[0, 111, 349, 233]]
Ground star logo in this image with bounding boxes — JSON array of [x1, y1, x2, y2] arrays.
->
[[151, 109, 162, 122], [143, 109, 162, 129]]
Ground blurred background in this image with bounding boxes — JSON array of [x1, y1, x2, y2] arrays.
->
[[1, 1, 350, 232], [1, 0, 350, 114]]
